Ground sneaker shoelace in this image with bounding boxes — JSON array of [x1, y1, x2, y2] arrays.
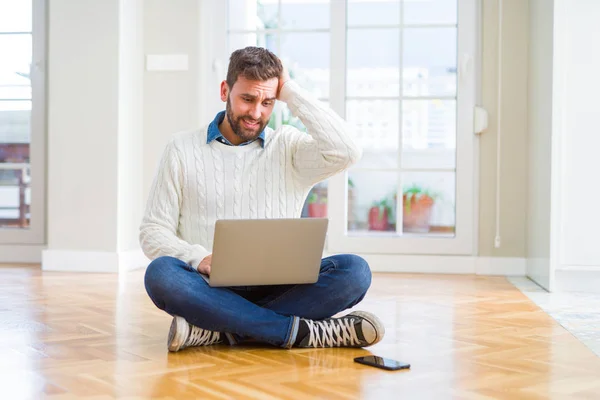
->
[[186, 325, 222, 347], [305, 317, 361, 347]]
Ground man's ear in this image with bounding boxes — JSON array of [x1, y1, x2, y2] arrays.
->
[[220, 81, 229, 102]]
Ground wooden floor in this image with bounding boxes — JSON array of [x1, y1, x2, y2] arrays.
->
[[2, 266, 600, 400]]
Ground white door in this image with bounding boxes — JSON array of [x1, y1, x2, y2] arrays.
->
[[0, 0, 46, 245], [210, 0, 477, 256]]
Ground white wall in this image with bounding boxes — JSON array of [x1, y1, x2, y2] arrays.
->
[[527, 0, 554, 290], [143, 0, 199, 199], [44, 0, 146, 271], [117, 0, 144, 252], [42, 0, 195, 269], [528, 0, 600, 293], [479, 0, 529, 258], [556, 0, 600, 270], [47, 0, 120, 252]]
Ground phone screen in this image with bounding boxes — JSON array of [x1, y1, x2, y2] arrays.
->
[[354, 356, 410, 370]]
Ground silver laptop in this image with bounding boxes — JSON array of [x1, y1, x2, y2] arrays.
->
[[200, 218, 328, 287]]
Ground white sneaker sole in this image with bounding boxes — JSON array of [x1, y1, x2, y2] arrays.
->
[[168, 316, 189, 352], [348, 311, 385, 347]]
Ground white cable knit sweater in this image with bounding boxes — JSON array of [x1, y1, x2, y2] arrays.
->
[[139, 80, 362, 267]]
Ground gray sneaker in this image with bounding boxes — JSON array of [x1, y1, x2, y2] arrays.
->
[[297, 311, 385, 348], [168, 316, 223, 352]]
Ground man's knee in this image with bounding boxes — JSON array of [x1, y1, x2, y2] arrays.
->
[[337, 254, 372, 295], [145, 256, 180, 283], [144, 256, 185, 309]]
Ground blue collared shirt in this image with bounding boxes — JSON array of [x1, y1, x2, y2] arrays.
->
[[206, 110, 266, 148]]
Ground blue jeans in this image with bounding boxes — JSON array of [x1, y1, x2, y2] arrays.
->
[[144, 254, 371, 348]]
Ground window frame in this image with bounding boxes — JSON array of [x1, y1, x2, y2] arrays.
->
[[0, 0, 47, 244]]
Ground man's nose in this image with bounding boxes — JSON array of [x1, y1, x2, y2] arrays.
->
[[249, 104, 261, 120]]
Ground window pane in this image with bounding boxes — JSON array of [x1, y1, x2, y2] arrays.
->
[[0, 0, 32, 32], [0, 83, 30, 100], [402, 148, 456, 170], [228, 33, 278, 55], [347, 29, 400, 97], [257, 0, 279, 29], [404, 0, 457, 25], [281, 0, 330, 30], [402, 171, 455, 235], [0, 100, 31, 229], [347, 1, 400, 26], [0, 101, 31, 143], [280, 32, 330, 98], [228, 0, 278, 30], [403, 28, 457, 97], [402, 99, 456, 151], [0, 34, 32, 100], [346, 99, 398, 169], [269, 100, 328, 133], [347, 170, 398, 234]]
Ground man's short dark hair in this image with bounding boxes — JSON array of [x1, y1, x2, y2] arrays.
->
[[226, 46, 283, 89]]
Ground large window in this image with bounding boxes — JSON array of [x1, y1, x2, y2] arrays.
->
[[216, 0, 476, 255], [0, 0, 45, 244], [343, 1, 459, 237]]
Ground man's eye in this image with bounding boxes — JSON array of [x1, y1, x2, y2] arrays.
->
[[243, 98, 252, 102], [263, 101, 274, 106]]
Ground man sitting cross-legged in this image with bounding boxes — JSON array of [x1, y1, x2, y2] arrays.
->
[[140, 46, 385, 351]]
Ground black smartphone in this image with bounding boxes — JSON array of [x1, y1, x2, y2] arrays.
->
[[354, 356, 410, 371]]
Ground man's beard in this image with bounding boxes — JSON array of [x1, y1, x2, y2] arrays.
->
[[226, 98, 268, 142]]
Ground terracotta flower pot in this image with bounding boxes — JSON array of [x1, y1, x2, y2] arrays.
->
[[368, 206, 389, 231], [308, 203, 327, 218], [403, 194, 434, 233]]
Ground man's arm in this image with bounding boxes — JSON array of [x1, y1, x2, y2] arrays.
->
[[139, 140, 211, 268], [278, 75, 362, 187]]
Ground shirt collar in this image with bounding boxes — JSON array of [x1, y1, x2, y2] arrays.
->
[[206, 111, 266, 148]]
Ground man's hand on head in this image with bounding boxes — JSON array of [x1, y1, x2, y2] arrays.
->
[[277, 67, 291, 100], [197, 254, 212, 276]]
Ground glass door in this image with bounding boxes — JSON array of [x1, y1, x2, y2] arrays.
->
[[326, 0, 477, 255], [0, 0, 45, 244]]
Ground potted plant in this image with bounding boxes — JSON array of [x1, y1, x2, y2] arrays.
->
[[402, 185, 437, 233], [368, 197, 394, 231], [307, 192, 327, 218]]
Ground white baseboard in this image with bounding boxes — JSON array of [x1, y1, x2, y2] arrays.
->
[[118, 248, 150, 272], [42, 249, 150, 273], [555, 267, 600, 293], [356, 254, 475, 274], [323, 252, 527, 276], [476, 257, 527, 276], [0, 244, 46, 263], [42, 250, 119, 272]]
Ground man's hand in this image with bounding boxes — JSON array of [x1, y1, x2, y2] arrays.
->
[[277, 66, 291, 99], [197, 254, 212, 275]]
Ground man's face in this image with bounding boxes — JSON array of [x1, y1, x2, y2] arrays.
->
[[221, 75, 278, 142]]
